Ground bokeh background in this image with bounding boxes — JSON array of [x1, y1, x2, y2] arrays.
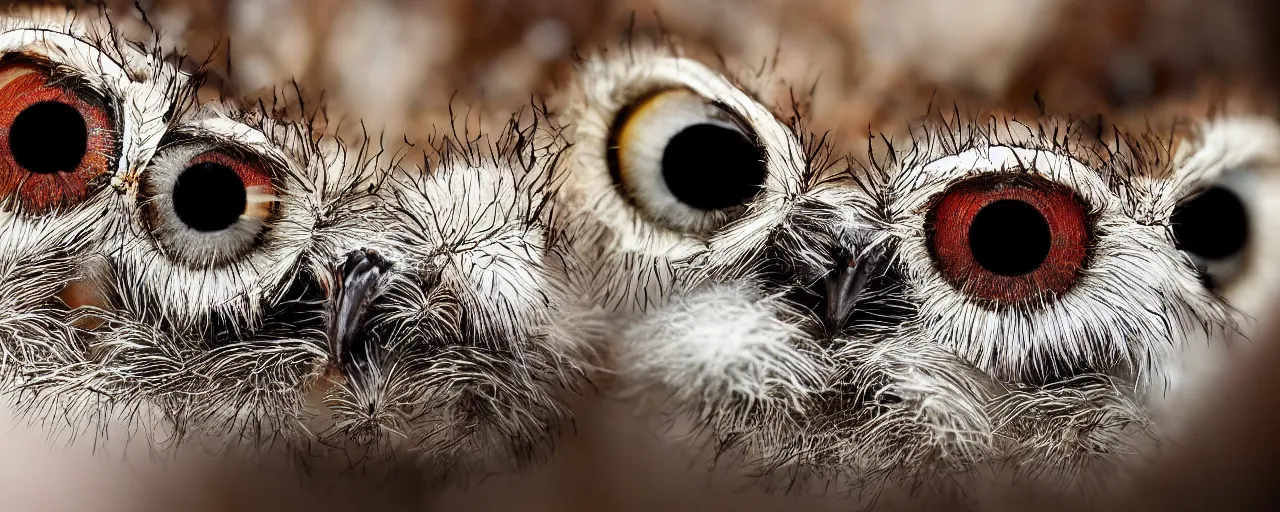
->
[[5, 0, 1280, 510]]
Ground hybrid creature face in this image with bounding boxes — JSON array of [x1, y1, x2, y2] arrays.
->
[[0, 7, 585, 481], [546, 43, 995, 485], [22, 100, 583, 477], [869, 111, 1236, 478], [544, 39, 1245, 487], [0, 2, 1270, 499], [51, 102, 388, 450]]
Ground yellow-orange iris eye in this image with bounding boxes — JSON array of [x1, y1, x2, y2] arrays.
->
[[607, 88, 765, 233]]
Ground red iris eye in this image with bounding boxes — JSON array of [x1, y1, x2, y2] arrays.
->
[[926, 174, 1090, 304], [0, 62, 117, 213]]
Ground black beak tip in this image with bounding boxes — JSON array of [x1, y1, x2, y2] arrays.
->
[[823, 267, 857, 332], [340, 248, 393, 276], [822, 247, 887, 333], [328, 248, 394, 381]]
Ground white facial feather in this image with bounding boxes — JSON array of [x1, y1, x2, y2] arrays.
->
[[387, 158, 548, 346], [825, 331, 995, 480], [3, 7, 1268, 500], [865, 109, 1236, 482], [619, 281, 822, 408], [0, 7, 194, 436], [102, 106, 379, 332], [886, 144, 1227, 386], [312, 112, 593, 479], [25, 99, 383, 452], [1149, 115, 1280, 439], [547, 43, 993, 487], [0, 209, 98, 376], [1, 6, 590, 485]]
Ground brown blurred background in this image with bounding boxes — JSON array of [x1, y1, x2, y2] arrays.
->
[[6, 0, 1280, 510]]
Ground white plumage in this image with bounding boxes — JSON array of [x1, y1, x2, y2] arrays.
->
[[0, 7, 588, 487], [545, 42, 997, 486], [0, 6, 1273, 506]]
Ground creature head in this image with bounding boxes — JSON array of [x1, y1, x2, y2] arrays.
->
[[866, 105, 1238, 480], [338, 111, 590, 476], [545, 41, 995, 487], [1, 6, 590, 484]]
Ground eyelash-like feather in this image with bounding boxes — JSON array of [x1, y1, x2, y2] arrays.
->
[[334, 104, 592, 482], [0, 4, 203, 444], [103, 95, 384, 330], [4, 3, 594, 481], [544, 38, 999, 492], [6, 6, 1263, 500], [859, 103, 1238, 482], [12, 89, 390, 458]]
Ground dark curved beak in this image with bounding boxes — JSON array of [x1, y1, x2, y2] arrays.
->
[[823, 246, 887, 333], [326, 248, 393, 384]]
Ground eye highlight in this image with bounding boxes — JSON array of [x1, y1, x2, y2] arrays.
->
[[0, 61, 117, 212], [927, 174, 1090, 303], [141, 143, 278, 268], [607, 88, 766, 233]]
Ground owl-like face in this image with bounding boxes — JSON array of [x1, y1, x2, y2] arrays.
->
[[547, 39, 1251, 485], [3, 3, 1270, 496], [21, 103, 582, 474], [547, 44, 996, 483], [6, 77, 387, 451], [345, 117, 587, 474], [0, 7, 187, 396], [869, 111, 1237, 477], [61, 103, 386, 449], [0, 7, 584, 481]]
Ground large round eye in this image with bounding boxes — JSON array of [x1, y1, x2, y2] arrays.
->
[[0, 62, 117, 212], [141, 143, 277, 268], [1171, 172, 1251, 289], [926, 174, 1090, 303], [607, 88, 767, 233]]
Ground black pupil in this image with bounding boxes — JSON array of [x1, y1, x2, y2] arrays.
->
[[9, 101, 89, 174], [172, 162, 247, 232], [969, 199, 1052, 276], [1171, 186, 1249, 260], [661, 123, 766, 211]]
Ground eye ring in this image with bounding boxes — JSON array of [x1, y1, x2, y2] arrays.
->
[[926, 174, 1091, 304], [605, 88, 767, 233], [140, 141, 280, 269], [0, 60, 118, 213]]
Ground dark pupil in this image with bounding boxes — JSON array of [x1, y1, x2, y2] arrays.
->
[[172, 162, 246, 232], [969, 199, 1052, 276], [1171, 186, 1249, 260], [9, 101, 89, 174], [661, 123, 766, 211]]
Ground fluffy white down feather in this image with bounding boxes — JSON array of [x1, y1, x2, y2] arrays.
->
[[618, 282, 821, 407]]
